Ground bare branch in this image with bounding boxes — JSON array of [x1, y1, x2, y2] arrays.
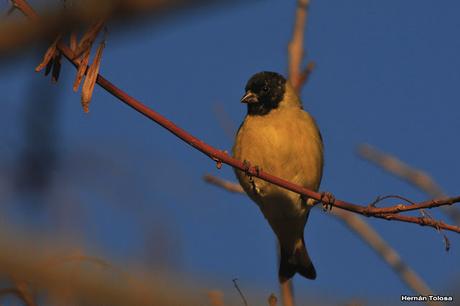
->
[[358, 144, 460, 224], [81, 38, 105, 112]]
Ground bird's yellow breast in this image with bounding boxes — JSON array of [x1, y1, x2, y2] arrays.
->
[[232, 105, 323, 219]]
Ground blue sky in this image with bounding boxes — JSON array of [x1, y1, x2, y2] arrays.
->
[[1, 0, 460, 304]]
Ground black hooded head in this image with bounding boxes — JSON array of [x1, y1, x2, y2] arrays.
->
[[241, 71, 287, 116]]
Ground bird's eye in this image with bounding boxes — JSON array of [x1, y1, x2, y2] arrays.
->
[[262, 85, 269, 92]]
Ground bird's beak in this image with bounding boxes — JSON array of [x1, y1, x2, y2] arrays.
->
[[241, 91, 259, 104]]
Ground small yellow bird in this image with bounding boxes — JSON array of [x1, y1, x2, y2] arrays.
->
[[233, 71, 323, 282]]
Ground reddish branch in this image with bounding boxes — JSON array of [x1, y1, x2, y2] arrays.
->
[[11, 0, 460, 234]]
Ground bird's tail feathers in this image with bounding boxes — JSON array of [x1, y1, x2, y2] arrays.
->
[[279, 237, 316, 282]]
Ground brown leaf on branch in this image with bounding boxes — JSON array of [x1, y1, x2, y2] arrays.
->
[[73, 48, 91, 92], [44, 57, 53, 76], [81, 39, 105, 112], [35, 34, 62, 73]]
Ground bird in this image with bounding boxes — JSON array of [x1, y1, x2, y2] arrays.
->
[[232, 71, 324, 282]]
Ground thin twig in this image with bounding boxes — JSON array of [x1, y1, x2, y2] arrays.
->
[[232, 279, 248, 306], [369, 194, 416, 207]]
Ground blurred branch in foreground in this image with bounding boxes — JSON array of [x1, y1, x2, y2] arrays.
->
[[0, 229, 212, 306], [0, 0, 246, 56], [357, 144, 460, 225], [203, 175, 441, 306]]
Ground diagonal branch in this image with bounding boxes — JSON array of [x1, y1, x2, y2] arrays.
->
[[10, 0, 460, 234]]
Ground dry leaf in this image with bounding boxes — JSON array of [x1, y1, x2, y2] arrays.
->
[[81, 40, 105, 113], [73, 48, 91, 92], [51, 51, 62, 83], [74, 20, 105, 59], [44, 58, 53, 76], [35, 34, 62, 72]]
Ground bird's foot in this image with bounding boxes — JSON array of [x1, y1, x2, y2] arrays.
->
[[243, 160, 261, 178], [242, 160, 252, 177], [243, 160, 261, 195], [319, 191, 335, 211]]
